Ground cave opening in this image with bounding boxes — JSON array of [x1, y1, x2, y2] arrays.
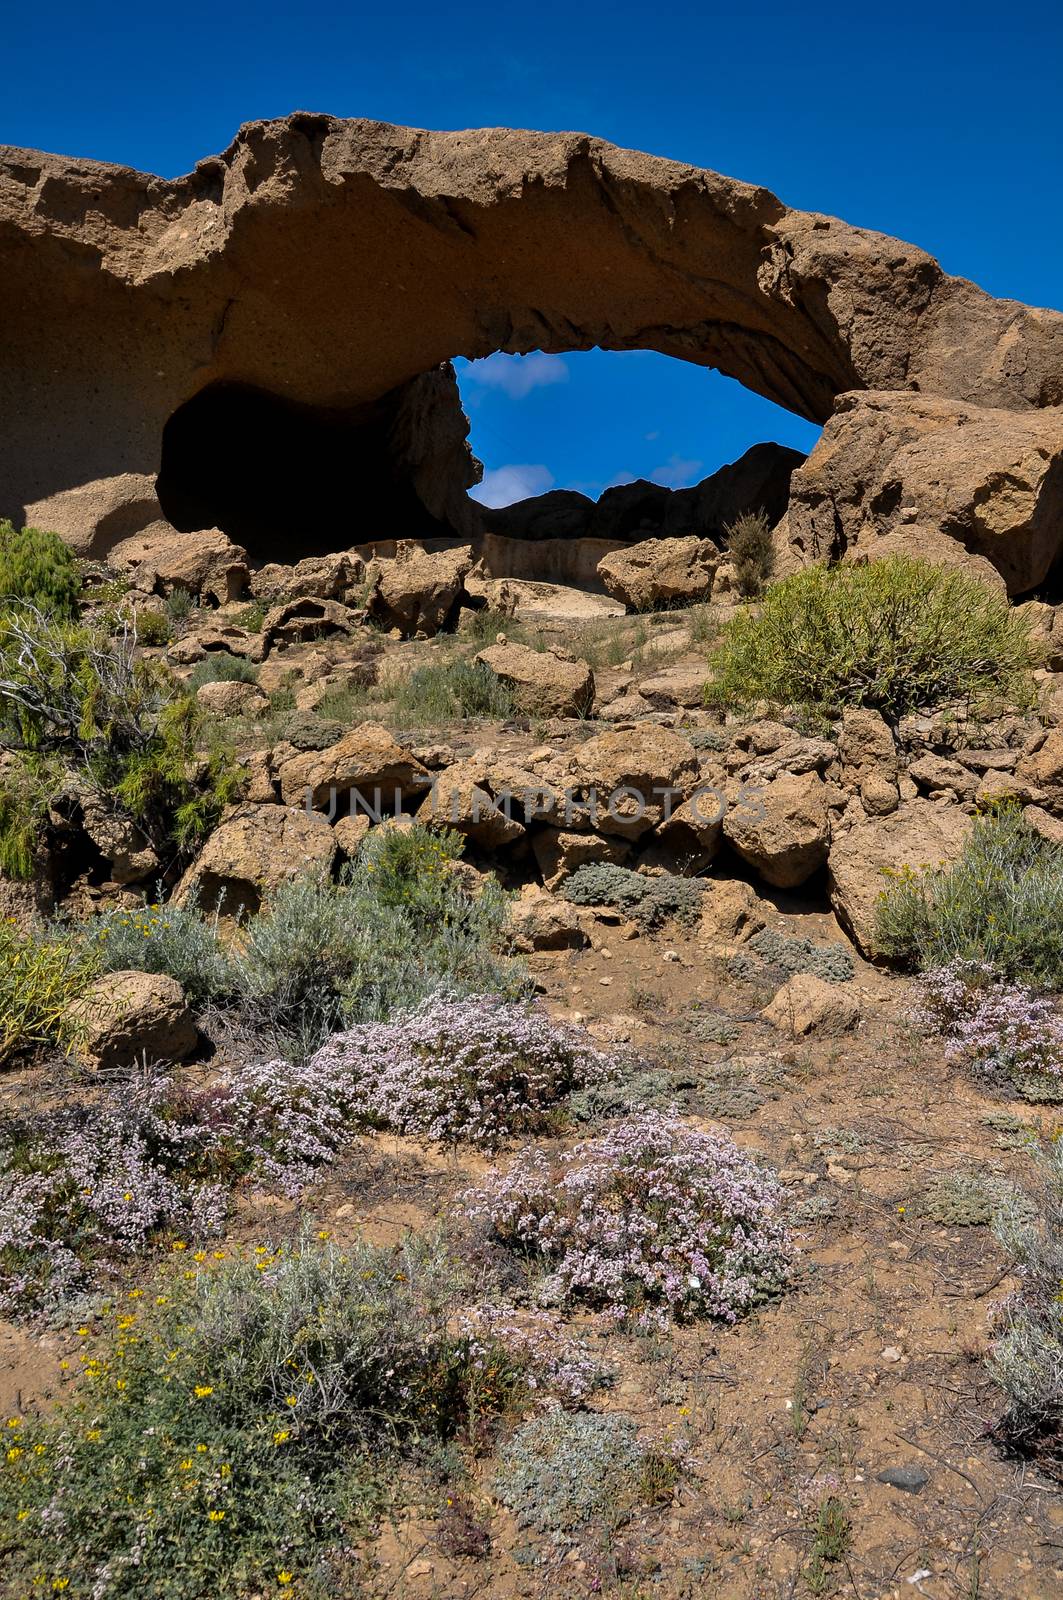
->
[[155, 380, 455, 564]]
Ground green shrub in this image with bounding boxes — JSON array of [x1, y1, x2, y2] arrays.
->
[[0, 756, 59, 880], [187, 653, 259, 690], [560, 862, 706, 928], [875, 805, 1063, 987], [706, 556, 1038, 722], [723, 508, 774, 598], [392, 658, 516, 726], [233, 825, 523, 1056], [1, 1234, 518, 1598], [85, 891, 235, 1007], [0, 608, 245, 862], [0, 919, 97, 1065], [0, 521, 81, 621], [164, 586, 196, 623], [133, 608, 172, 646]]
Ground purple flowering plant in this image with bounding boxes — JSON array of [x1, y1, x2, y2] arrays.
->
[[913, 959, 1063, 1096], [462, 1109, 795, 1327]]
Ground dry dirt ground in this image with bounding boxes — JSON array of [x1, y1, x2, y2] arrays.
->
[[4, 606, 1063, 1600]]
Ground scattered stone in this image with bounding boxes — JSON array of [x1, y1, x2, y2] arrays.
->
[[366, 541, 472, 636], [876, 1464, 929, 1494], [75, 971, 197, 1071], [194, 679, 269, 718], [761, 973, 861, 1037]]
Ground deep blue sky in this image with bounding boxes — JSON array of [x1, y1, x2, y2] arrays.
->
[[6, 1, 1061, 504]]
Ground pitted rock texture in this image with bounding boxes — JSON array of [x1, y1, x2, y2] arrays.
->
[[2, 114, 1062, 585]]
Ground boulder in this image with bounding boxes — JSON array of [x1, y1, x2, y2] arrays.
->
[[828, 799, 972, 956], [416, 761, 526, 848], [509, 893, 589, 951], [109, 527, 249, 605], [907, 754, 978, 802], [175, 802, 338, 917], [785, 391, 1063, 596], [636, 664, 708, 709], [366, 542, 472, 636], [597, 535, 718, 611], [195, 679, 269, 718], [563, 726, 700, 840], [257, 598, 358, 657], [642, 794, 724, 875], [277, 722, 431, 811], [762, 973, 861, 1037], [698, 879, 770, 945], [531, 827, 631, 890], [1017, 728, 1063, 810], [723, 770, 830, 888], [249, 551, 365, 606], [475, 641, 594, 717], [75, 971, 197, 1071]]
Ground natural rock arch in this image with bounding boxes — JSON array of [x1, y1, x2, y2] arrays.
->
[[2, 113, 1062, 589]]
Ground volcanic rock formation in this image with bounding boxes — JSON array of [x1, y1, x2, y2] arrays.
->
[[2, 114, 1062, 589]]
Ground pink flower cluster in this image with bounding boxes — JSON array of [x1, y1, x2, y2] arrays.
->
[[0, 1078, 227, 1313], [462, 1109, 795, 1327], [459, 1303, 609, 1406], [298, 994, 614, 1150], [913, 960, 1063, 1089]]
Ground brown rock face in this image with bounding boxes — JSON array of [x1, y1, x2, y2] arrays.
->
[[3, 115, 1061, 585]]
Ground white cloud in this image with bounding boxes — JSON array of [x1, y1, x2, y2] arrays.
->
[[461, 351, 569, 399], [470, 463, 555, 508], [650, 454, 704, 488]]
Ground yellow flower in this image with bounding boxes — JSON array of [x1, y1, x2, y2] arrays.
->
[[6, 1447, 23, 1461], [207, 1509, 225, 1523], [278, 1573, 294, 1586], [272, 1430, 290, 1446], [6, 1418, 22, 1429], [128, 1289, 143, 1300], [212, 1251, 225, 1260], [52, 1582, 70, 1593], [86, 1429, 102, 1443], [16, 1509, 28, 1521], [316, 1230, 330, 1241], [284, 1395, 297, 1407], [122, 1192, 133, 1202], [192, 1251, 207, 1264], [196, 1444, 207, 1453], [179, 1458, 193, 1471], [172, 1241, 187, 1252], [194, 1385, 214, 1399]]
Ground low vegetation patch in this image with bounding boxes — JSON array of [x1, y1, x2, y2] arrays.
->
[[912, 959, 1063, 1100], [305, 993, 613, 1149], [392, 657, 516, 725], [706, 555, 1038, 721], [560, 861, 706, 928], [495, 1409, 680, 1533], [0, 916, 98, 1066], [463, 1109, 793, 1326], [730, 927, 854, 986], [988, 1136, 1063, 1477], [878, 805, 1063, 989], [0, 1235, 528, 1598]]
